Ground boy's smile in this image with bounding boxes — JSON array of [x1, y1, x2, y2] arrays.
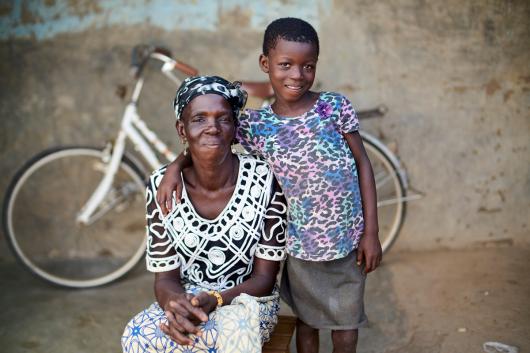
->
[[260, 39, 318, 109]]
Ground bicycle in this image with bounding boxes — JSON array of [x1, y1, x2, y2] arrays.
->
[[2, 45, 420, 288]]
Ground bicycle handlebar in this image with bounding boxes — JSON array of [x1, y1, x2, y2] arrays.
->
[[130, 44, 198, 79]]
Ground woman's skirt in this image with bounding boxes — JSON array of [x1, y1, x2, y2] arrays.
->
[[121, 283, 279, 353]]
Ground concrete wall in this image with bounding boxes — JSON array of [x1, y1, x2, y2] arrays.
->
[[1, 0, 529, 261]]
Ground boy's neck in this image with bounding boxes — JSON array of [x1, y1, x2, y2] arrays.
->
[[271, 91, 320, 117]]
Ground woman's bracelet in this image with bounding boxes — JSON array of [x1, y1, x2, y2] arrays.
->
[[208, 290, 223, 307]]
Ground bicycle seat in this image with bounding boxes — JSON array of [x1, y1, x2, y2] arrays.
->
[[240, 81, 274, 100]]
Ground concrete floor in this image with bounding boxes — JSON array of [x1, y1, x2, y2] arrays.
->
[[1, 246, 529, 353]]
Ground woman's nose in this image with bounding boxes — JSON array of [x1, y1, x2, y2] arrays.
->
[[205, 119, 221, 133]]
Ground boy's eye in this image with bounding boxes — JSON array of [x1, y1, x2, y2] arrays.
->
[[304, 64, 315, 71], [279, 63, 290, 68]]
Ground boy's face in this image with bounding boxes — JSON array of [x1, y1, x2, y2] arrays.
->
[[259, 38, 318, 103]]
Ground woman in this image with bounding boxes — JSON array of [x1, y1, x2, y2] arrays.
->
[[121, 76, 287, 353]]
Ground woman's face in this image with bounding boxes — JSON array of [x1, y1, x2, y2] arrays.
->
[[177, 94, 236, 160]]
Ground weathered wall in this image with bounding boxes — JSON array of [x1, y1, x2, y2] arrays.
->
[[0, 0, 529, 261]]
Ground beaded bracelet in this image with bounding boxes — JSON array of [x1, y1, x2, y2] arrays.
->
[[208, 290, 223, 307]]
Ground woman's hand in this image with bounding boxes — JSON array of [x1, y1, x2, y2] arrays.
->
[[191, 292, 219, 316], [160, 292, 209, 345]]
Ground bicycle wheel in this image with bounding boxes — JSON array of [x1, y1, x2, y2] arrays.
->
[[2, 146, 147, 288], [361, 133, 407, 253]]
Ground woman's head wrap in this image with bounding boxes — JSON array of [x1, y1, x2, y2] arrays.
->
[[173, 76, 247, 121]]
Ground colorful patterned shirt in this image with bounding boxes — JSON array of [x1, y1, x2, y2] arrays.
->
[[237, 92, 364, 261]]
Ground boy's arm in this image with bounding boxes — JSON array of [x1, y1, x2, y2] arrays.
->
[[157, 152, 192, 216], [343, 131, 382, 273]]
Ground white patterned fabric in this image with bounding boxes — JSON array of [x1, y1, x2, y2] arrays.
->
[[122, 284, 280, 353], [145, 154, 287, 291]]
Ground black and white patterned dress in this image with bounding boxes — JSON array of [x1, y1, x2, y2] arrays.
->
[[122, 154, 287, 353]]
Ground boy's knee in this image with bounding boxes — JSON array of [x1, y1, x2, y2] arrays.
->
[[296, 318, 318, 334], [332, 329, 358, 352]]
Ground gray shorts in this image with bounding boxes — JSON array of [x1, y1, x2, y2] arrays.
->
[[280, 251, 368, 330]]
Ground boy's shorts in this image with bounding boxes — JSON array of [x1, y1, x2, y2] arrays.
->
[[280, 250, 368, 330]]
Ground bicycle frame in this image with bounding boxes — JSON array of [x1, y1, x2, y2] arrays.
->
[[77, 52, 182, 225]]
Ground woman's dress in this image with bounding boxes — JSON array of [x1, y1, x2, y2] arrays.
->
[[122, 154, 287, 353]]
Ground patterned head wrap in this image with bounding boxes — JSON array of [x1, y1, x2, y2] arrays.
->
[[173, 76, 248, 121]]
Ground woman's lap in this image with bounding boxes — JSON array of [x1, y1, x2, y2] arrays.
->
[[121, 288, 280, 353], [121, 302, 217, 353]]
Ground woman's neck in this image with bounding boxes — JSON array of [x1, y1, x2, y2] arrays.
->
[[185, 152, 238, 192]]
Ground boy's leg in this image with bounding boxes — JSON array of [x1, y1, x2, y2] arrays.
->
[[331, 329, 358, 353], [296, 319, 319, 353]]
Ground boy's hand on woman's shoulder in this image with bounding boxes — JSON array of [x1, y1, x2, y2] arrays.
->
[[157, 163, 184, 216], [357, 231, 382, 274]]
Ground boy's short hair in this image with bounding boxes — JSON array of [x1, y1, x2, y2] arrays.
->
[[262, 17, 319, 56]]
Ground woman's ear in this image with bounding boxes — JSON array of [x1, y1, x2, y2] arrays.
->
[[176, 120, 186, 140], [259, 54, 269, 73]]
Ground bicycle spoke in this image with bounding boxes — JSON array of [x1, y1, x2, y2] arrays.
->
[[84, 182, 140, 226], [375, 172, 394, 190], [377, 197, 405, 207], [4, 147, 147, 287]]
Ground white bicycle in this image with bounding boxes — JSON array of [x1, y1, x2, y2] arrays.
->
[[2, 45, 420, 288]]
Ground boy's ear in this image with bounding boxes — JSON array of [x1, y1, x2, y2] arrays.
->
[[259, 54, 269, 73]]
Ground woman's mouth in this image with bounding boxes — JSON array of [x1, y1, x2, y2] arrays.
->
[[202, 139, 224, 147]]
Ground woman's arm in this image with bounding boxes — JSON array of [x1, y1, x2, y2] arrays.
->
[[190, 257, 280, 314], [156, 152, 192, 215], [146, 170, 206, 344], [223, 257, 280, 302], [343, 130, 382, 273]]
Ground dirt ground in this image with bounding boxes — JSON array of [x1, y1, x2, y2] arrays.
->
[[0, 245, 528, 353]]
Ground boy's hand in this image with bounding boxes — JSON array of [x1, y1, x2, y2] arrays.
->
[[157, 163, 184, 216], [357, 231, 382, 274]]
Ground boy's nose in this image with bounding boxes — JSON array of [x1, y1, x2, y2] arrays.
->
[[289, 66, 303, 79]]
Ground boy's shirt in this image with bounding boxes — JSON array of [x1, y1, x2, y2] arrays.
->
[[236, 92, 365, 261]]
